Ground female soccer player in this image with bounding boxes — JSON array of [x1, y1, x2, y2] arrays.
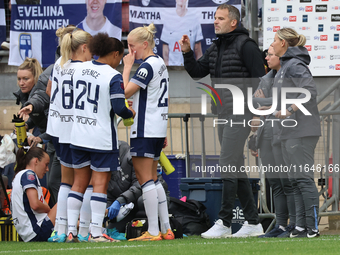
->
[[11, 146, 56, 242], [122, 23, 174, 241], [46, 28, 93, 243], [69, 32, 135, 242], [271, 28, 321, 238], [18, 25, 77, 208]]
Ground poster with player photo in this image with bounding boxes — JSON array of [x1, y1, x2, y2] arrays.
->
[[129, 0, 242, 66], [9, 0, 122, 67]]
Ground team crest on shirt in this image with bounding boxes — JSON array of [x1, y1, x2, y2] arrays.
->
[[120, 80, 124, 90], [27, 173, 36, 181], [137, 68, 148, 80], [13, 218, 19, 225]]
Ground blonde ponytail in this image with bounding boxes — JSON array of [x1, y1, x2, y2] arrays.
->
[[277, 28, 306, 47], [59, 29, 92, 67]]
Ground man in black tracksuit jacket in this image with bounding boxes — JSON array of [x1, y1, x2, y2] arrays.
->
[[179, 4, 265, 238]]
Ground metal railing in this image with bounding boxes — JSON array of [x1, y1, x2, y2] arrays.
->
[[316, 78, 340, 218]]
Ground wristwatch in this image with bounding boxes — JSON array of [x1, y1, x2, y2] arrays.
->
[[287, 106, 295, 114]]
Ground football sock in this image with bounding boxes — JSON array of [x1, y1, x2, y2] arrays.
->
[[57, 183, 71, 235], [142, 180, 159, 236], [79, 185, 93, 237], [90, 192, 107, 237], [155, 179, 171, 234], [67, 190, 84, 235]]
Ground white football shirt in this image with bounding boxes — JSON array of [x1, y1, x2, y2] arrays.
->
[[11, 169, 47, 242], [130, 55, 169, 138], [70, 60, 125, 151], [46, 59, 83, 143], [46, 57, 63, 138]]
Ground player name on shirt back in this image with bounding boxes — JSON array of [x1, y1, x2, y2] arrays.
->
[[81, 69, 101, 79]]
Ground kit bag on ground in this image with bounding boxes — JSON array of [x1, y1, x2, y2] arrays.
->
[[125, 218, 148, 240], [125, 216, 183, 239], [168, 197, 210, 236]]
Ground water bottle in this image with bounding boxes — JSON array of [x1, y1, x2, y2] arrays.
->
[[123, 100, 134, 126], [159, 151, 175, 175], [117, 202, 134, 222], [12, 114, 27, 148]]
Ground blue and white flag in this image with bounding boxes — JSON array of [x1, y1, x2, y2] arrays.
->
[[0, 0, 6, 49], [9, 0, 122, 67], [129, 0, 241, 66]]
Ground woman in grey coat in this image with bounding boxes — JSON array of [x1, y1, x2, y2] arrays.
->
[[252, 46, 295, 238], [271, 28, 321, 238]]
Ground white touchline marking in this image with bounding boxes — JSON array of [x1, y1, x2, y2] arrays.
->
[[1, 237, 339, 254]]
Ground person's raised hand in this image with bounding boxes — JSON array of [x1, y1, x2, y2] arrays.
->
[[179, 35, 191, 53], [123, 45, 136, 68]]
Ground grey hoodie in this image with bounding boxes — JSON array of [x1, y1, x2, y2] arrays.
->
[[273, 46, 321, 140], [252, 69, 279, 148]]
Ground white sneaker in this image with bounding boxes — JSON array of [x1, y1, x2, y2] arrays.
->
[[1, 42, 9, 50], [232, 221, 264, 238], [201, 219, 232, 239]]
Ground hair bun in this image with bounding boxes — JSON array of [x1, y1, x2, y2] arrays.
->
[[144, 23, 156, 35], [56, 27, 65, 38]]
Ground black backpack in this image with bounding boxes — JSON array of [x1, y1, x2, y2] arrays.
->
[[168, 197, 210, 236]]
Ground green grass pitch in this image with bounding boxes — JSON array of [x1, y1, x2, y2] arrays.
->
[[1, 235, 340, 255]]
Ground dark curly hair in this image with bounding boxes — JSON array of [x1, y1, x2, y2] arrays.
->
[[88, 33, 124, 57], [15, 146, 48, 175]]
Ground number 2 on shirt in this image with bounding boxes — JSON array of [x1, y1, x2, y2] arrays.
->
[[51, 77, 100, 113], [75, 80, 100, 113], [158, 78, 168, 108]]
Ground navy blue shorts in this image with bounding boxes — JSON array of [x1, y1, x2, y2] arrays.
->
[[59, 143, 73, 168], [50, 136, 60, 159], [71, 148, 120, 172], [30, 216, 54, 242], [130, 138, 165, 160]]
